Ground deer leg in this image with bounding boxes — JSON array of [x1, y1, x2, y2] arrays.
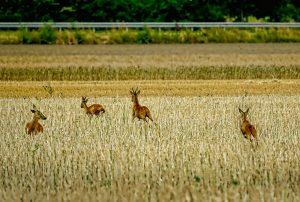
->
[[146, 112, 153, 122], [147, 116, 153, 122], [241, 131, 247, 139]]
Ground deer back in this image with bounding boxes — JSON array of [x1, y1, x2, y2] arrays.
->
[[87, 104, 105, 115], [26, 121, 43, 135]]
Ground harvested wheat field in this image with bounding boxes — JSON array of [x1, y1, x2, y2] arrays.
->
[[0, 44, 300, 80], [0, 80, 300, 98], [0, 44, 299, 201], [0, 96, 299, 201]]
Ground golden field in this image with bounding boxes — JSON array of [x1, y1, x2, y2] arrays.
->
[[1, 44, 300, 69], [0, 96, 299, 201], [0, 44, 299, 201], [0, 44, 300, 80], [0, 80, 300, 98]]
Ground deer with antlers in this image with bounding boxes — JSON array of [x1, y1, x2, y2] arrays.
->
[[130, 87, 153, 122], [25, 105, 47, 135], [238, 108, 258, 144], [81, 96, 105, 116]]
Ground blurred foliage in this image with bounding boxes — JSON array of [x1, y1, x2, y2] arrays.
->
[[0, 0, 299, 22], [39, 25, 56, 44], [0, 27, 299, 44]]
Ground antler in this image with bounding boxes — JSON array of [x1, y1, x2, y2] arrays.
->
[[130, 88, 134, 94], [130, 87, 136, 94], [136, 87, 140, 95], [130, 87, 140, 95]]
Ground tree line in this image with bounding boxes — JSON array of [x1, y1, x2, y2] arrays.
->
[[1, 0, 299, 22]]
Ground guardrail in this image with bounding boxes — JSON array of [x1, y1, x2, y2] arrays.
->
[[0, 22, 300, 29]]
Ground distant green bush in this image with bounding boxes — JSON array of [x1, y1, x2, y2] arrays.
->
[[0, 31, 21, 44], [39, 25, 56, 44], [137, 27, 152, 44], [1, 27, 300, 44]]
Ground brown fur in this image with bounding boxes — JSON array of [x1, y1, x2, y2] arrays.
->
[[81, 96, 105, 116], [25, 105, 46, 135], [130, 87, 153, 122], [239, 108, 258, 144]]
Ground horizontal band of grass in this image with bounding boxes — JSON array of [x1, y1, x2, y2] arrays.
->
[[1, 80, 300, 98], [1, 65, 299, 81], [0, 27, 300, 44]]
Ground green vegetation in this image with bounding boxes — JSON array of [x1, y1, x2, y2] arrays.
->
[[1, 65, 300, 81], [0, 28, 299, 44], [1, 0, 299, 22]]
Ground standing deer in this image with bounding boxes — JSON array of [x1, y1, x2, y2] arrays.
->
[[25, 105, 47, 135], [239, 108, 258, 144], [81, 96, 105, 116], [130, 87, 153, 122]]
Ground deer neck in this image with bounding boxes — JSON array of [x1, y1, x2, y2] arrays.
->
[[133, 97, 140, 108], [241, 116, 248, 124], [82, 103, 89, 112], [32, 116, 40, 124]]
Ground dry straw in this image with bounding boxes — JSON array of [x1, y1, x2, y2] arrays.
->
[[0, 96, 299, 201]]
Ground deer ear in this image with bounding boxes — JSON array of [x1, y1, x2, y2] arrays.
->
[[137, 90, 140, 95], [238, 108, 243, 114], [245, 108, 249, 114]]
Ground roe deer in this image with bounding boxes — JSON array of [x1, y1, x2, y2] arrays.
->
[[239, 108, 258, 144], [130, 87, 153, 122], [81, 96, 105, 116], [25, 105, 47, 135]]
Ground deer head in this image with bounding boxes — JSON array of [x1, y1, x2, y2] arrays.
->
[[130, 87, 140, 103], [81, 96, 89, 108], [239, 108, 249, 121], [31, 104, 47, 120]]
